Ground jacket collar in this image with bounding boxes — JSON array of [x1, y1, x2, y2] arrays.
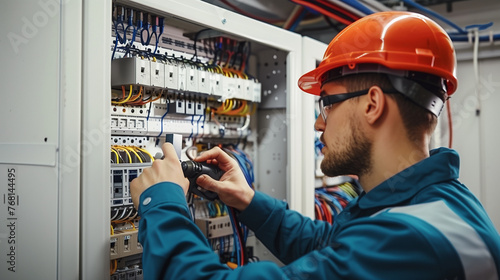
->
[[358, 148, 460, 209]]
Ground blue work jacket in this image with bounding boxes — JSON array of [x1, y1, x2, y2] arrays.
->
[[137, 148, 500, 279]]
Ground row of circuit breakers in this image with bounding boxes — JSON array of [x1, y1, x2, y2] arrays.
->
[[112, 56, 262, 102]]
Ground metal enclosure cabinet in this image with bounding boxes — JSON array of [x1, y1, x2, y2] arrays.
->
[[0, 0, 327, 279], [0, 1, 82, 279], [301, 37, 328, 219]]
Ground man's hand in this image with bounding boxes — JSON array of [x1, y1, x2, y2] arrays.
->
[[130, 143, 189, 209], [194, 147, 255, 211]]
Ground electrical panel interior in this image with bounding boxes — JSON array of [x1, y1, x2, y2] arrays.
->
[[108, 2, 289, 278]]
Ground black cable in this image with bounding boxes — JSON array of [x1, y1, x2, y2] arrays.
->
[[323, 15, 342, 32], [191, 28, 211, 61]]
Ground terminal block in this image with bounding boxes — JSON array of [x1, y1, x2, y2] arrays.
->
[[195, 215, 233, 239]]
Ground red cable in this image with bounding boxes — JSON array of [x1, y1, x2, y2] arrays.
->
[[316, 0, 360, 21], [229, 207, 245, 266], [290, 0, 354, 25], [321, 201, 332, 224], [447, 100, 453, 148], [283, 6, 305, 30], [315, 203, 323, 220]]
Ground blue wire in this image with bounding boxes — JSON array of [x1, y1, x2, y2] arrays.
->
[[289, 8, 308, 32], [195, 115, 203, 137], [233, 147, 254, 184], [207, 202, 216, 217], [156, 99, 170, 140], [188, 115, 195, 140], [151, 32, 159, 54], [141, 26, 151, 45], [401, 0, 500, 42], [449, 33, 500, 42], [111, 20, 124, 60], [124, 25, 138, 57], [339, 0, 374, 15], [220, 237, 224, 256], [231, 152, 252, 186], [146, 100, 153, 121], [228, 209, 240, 265], [111, 36, 119, 61], [400, 0, 466, 35], [115, 22, 126, 44], [201, 98, 207, 135]]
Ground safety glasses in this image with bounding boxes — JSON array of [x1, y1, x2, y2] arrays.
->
[[318, 89, 369, 122]]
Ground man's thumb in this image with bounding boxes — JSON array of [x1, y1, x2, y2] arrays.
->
[[196, 175, 219, 192]]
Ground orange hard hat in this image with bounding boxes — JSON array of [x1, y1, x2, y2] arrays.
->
[[299, 11, 457, 96]]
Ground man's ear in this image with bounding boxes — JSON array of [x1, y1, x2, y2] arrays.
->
[[364, 86, 386, 125]]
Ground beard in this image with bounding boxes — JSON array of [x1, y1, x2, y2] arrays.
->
[[320, 120, 372, 178]]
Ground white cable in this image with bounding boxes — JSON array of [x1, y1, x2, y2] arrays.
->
[[326, 0, 367, 17], [358, 0, 391, 12], [110, 208, 120, 220], [237, 115, 251, 132], [116, 207, 128, 221]]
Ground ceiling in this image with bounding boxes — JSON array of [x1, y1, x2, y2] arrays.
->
[[202, 0, 470, 43]]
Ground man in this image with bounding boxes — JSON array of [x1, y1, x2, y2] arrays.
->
[[131, 11, 500, 279]]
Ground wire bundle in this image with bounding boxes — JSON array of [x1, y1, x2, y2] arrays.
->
[[398, 0, 500, 43], [112, 85, 163, 106], [111, 146, 154, 164], [315, 182, 358, 224], [208, 36, 252, 77], [213, 99, 256, 117], [112, 5, 165, 60], [224, 146, 255, 267], [111, 206, 138, 223]]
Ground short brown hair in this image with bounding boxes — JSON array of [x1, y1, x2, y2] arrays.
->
[[332, 73, 439, 144]]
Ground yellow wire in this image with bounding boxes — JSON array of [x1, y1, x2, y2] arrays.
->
[[239, 103, 249, 115], [112, 85, 133, 104], [110, 224, 114, 235], [339, 183, 357, 198], [215, 65, 224, 74], [136, 147, 154, 162], [217, 99, 233, 114], [128, 221, 137, 230], [111, 148, 119, 164], [249, 103, 258, 115], [214, 202, 221, 217], [110, 260, 117, 275], [123, 146, 143, 163], [223, 100, 232, 113], [225, 100, 248, 116], [114, 146, 132, 163], [126, 86, 143, 103]]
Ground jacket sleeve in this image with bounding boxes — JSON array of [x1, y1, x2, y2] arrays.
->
[[239, 191, 463, 279], [238, 191, 337, 264], [138, 182, 286, 280]]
